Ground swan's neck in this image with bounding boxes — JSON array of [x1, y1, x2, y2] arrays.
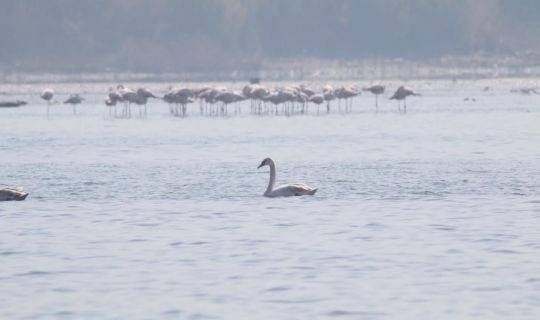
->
[[265, 160, 276, 195]]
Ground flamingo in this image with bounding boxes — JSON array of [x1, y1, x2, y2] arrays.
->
[[363, 84, 385, 112], [105, 88, 122, 117], [261, 91, 281, 115], [251, 86, 270, 115], [390, 86, 420, 113], [116, 85, 138, 118], [323, 86, 336, 114], [41, 88, 54, 117], [214, 91, 245, 115], [335, 85, 359, 113], [135, 88, 158, 117], [299, 85, 316, 97], [293, 91, 309, 114], [64, 94, 84, 114], [309, 94, 324, 115], [276, 89, 296, 115], [163, 87, 194, 117]]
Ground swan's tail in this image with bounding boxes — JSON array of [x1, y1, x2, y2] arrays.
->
[[18, 193, 29, 200], [308, 188, 318, 195]]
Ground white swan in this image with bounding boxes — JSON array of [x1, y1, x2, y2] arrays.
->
[[0, 186, 28, 201], [257, 158, 318, 197]]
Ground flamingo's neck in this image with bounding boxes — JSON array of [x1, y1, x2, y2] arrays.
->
[[265, 160, 276, 195]]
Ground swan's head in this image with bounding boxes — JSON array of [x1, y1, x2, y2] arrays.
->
[[257, 158, 272, 169]]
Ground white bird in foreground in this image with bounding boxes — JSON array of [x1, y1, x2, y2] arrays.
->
[[0, 186, 28, 201], [257, 158, 317, 197]]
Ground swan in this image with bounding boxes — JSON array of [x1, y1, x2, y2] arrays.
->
[[257, 158, 318, 197], [0, 186, 28, 201]]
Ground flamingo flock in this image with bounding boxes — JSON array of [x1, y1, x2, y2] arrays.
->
[[37, 82, 426, 118], [162, 83, 365, 117], [101, 83, 368, 118], [105, 85, 158, 117]]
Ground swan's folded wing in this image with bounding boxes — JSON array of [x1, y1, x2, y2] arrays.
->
[[287, 183, 315, 191], [7, 186, 25, 192], [273, 183, 317, 196]]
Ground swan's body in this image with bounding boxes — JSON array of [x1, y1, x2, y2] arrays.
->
[[0, 186, 28, 201], [258, 158, 317, 197]]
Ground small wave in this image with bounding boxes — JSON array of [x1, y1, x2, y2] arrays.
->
[[411, 190, 443, 196], [264, 286, 290, 292], [473, 286, 503, 292], [190, 241, 209, 245], [264, 298, 327, 304], [15, 271, 53, 277], [326, 310, 387, 317], [489, 249, 520, 254], [0, 250, 25, 256], [133, 223, 160, 227], [429, 224, 455, 231], [365, 222, 385, 229], [128, 238, 147, 242], [273, 223, 296, 227], [162, 309, 182, 316], [474, 238, 503, 243], [83, 181, 102, 186]]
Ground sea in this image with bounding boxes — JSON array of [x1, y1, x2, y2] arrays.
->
[[1, 80, 539, 319]]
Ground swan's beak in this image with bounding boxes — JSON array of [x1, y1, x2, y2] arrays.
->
[[257, 163, 264, 169]]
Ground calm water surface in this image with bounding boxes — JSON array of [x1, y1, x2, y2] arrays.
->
[[1, 83, 540, 319]]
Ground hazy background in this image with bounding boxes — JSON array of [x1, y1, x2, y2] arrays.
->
[[1, 0, 539, 74]]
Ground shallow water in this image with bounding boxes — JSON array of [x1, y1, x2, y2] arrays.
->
[[1, 83, 540, 319]]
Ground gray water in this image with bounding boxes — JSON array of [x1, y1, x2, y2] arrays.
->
[[1, 83, 540, 319]]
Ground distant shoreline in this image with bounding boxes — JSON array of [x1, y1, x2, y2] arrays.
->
[[2, 55, 540, 84]]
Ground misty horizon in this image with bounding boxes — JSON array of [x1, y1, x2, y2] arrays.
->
[[1, 0, 540, 74]]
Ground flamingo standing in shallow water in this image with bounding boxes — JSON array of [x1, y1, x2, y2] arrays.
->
[[117, 85, 138, 118], [64, 94, 84, 114], [105, 88, 122, 117], [322, 86, 336, 114], [309, 94, 324, 115], [163, 87, 195, 117], [41, 88, 54, 117], [135, 88, 158, 117], [363, 84, 385, 112], [335, 85, 359, 113], [390, 86, 420, 113], [214, 91, 245, 115]]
